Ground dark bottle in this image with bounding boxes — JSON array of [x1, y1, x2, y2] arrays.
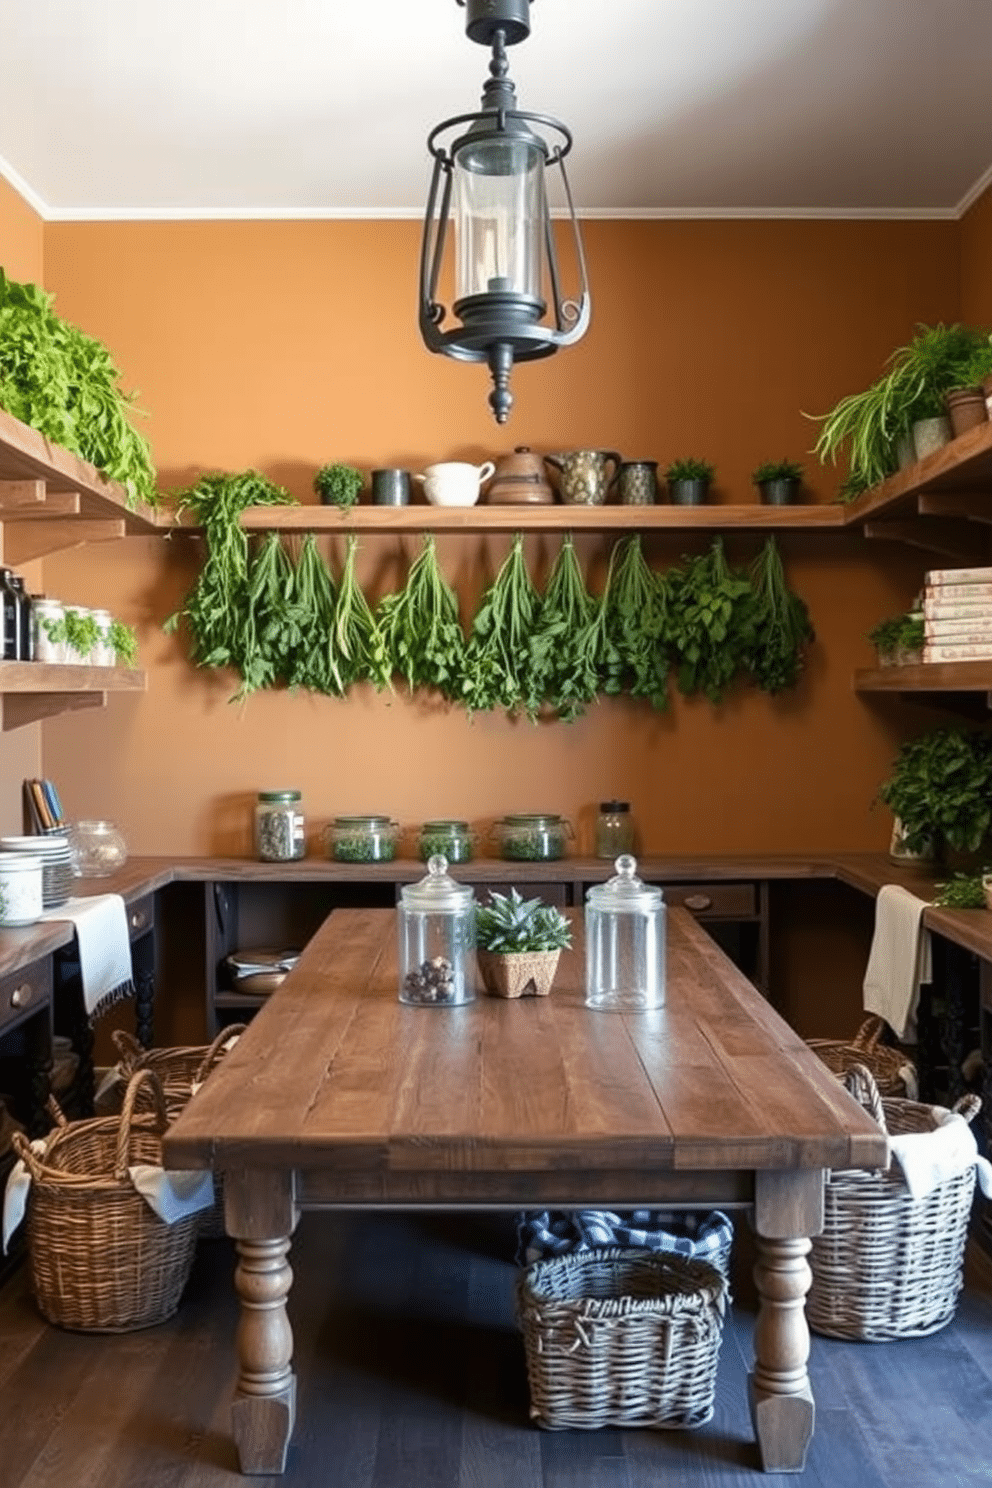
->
[[0, 568, 19, 660], [7, 575, 33, 660]]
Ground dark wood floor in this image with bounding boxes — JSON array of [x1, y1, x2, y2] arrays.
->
[[1, 1210, 991, 1487]]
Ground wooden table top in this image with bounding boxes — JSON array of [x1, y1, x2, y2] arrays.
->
[[164, 907, 888, 1205]]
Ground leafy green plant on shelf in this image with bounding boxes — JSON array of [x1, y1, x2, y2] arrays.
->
[[313, 463, 363, 511], [0, 269, 157, 507], [475, 889, 572, 954], [810, 322, 992, 500], [867, 611, 925, 663], [751, 459, 803, 484], [877, 727, 992, 858], [62, 608, 100, 661], [109, 619, 138, 667], [931, 872, 988, 909], [663, 458, 715, 483]]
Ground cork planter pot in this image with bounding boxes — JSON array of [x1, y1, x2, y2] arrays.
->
[[478, 948, 562, 999]]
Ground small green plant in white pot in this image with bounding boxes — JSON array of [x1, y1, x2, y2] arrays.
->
[[867, 612, 924, 667], [476, 888, 572, 999]]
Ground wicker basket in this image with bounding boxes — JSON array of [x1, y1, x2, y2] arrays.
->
[[11, 1069, 200, 1332], [109, 1025, 246, 1123], [806, 1015, 917, 1099], [808, 1062, 981, 1342], [516, 1247, 728, 1431]]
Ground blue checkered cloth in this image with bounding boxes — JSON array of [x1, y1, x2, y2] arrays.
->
[[516, 1208, 734, 1273]]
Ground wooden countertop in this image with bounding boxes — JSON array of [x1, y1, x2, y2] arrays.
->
[[2, 850, 989, 979]]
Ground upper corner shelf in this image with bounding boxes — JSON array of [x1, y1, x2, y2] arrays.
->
[[844, 418, 992, 525], [0, 405, 160, 543]]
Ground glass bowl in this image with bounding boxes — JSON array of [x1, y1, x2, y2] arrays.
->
[[69, 819, 128, 877]]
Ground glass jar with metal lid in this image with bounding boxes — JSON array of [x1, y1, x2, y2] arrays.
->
[[493, 813, 573, 862], [585, 854, 665, 1012], [595, 800, 635, 858], [328, 815, 399, 863], [254, 790, 306, 862], [418, 819, 473, 864], [398, 854, 476, 1005]]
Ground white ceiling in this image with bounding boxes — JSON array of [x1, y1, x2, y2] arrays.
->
[[2, 0, 992, 221]]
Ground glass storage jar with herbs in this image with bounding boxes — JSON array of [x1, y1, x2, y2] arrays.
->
[[328, 815, 399, 863], [417, 819, 473, 864], [398, 855, 476, 1006], [493, 813, 573, 862], [255, 790, 306, 862]]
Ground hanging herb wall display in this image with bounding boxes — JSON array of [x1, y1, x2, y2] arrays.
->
[[666, 538, 757, 704], [235, 532, 306, 698], [332, 535, 392, 693], [0, 269, 157, 507], [600, 536, 671, 711], [290, 534, 342, 696], [527, 535, 602, 722], [742, 537, 815, 694], [461, 535, 543, 717], [377, 535, 466, 700], [164, 470, 295, 677]]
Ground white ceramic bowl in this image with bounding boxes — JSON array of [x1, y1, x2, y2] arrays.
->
[[417, 461, 495, 508]]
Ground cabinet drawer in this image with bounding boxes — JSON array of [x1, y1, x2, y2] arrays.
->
[[0, 960, 52, 1035], [126, 894, 155, 940], [659, 883, 757, 918]]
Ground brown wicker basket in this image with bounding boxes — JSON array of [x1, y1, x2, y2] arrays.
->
[[806, 1015, 917, 1099], [109, 1025, 246, 1123], [808, 1062, 981, 1342], [516, 1247, 728, 1431], [10, 1069, 200, 1332]]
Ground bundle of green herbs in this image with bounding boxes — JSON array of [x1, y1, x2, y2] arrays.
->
[[164, 470, 294, 679], [741, 537, 815, 693], [601, 536, 670, 709], [527, 535, 601, 721], [332, 535, 392, 693], [376, 536, 466, 700], [0, 269, 157, 507], [665, 538, 756, 703], [931, 872, 988, 909], [461, 535, 542, 717]]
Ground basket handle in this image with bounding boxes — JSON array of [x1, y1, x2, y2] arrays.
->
[[843, 1061, 888, 1133], [953, 1093, 982, 1126], [10, 1129, 47, 1179], [853, 1015, 887, 1054], [114, 1068, 169, 1179], [44, 1094, 69, 1129], [110, 1028, 146, 1066], [192, 1023, 247, 1085]]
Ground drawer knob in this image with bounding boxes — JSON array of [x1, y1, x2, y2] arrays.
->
[[684, 894, 713, 912], [130, 911, 146, 930], [10, 983, 33, 1008]]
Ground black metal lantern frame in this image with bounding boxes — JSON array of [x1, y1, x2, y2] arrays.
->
[[419, 0, 590, 423]]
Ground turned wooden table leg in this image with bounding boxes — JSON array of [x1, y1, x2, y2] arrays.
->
[[225, 1169, 298, 1475], [749, 1169, 824, 1474]]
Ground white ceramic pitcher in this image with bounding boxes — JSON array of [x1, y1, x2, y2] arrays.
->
[[415, 461, 495, 507]]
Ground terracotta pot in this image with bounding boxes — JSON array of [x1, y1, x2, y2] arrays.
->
[[944, 386, 988, 438], [478, 948, 561, 999]]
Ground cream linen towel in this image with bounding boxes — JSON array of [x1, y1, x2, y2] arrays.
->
[[889, 1109, 992, 1201], [862, 884, 932, 1042], [38, 893, 134, 1021]]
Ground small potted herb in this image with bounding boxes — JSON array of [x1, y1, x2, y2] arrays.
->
[[877, 727, 992, 864], [313, 462, 364, 511], [752, 459, 803, 505], [663, 458, 715, 506], [476, 888, 572, 999], [109, 619, 139, 668], [867, 612, 924, 667]]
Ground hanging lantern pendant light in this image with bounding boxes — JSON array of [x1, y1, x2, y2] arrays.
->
[[419, 0, 591, 423]]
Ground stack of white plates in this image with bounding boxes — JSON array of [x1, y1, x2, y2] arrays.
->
[[0, 834, 74, 909]]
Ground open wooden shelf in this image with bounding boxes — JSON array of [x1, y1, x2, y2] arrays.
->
[[0, 662, 146, 730]]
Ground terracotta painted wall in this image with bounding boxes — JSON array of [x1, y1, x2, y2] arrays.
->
[[35, 216, 960, 874], [0, 173, 45, 831], [960, 182, 992, 326]]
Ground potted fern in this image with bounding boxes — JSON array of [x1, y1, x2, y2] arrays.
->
[[476, 888, 572, 999], [752, 459, 803, 505], [663, 458, 715, 506]]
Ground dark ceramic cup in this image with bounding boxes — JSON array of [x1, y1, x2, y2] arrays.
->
[[371, 469, 411, 506]]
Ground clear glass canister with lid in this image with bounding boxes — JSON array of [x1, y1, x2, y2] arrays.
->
[[418, 819, 473, 863], [328, 815, 399, 862], [398, 855, 476, 1005], [254, 790, 306, 861], [494, 813, 573, 862], [585, 855, 666, 1012], [595, 800, 635, 858]]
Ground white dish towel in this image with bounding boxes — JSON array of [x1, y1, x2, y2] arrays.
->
[[39, 893, 134, 1021], [890, 1109, 992, 1201], [862, 884, 932, 1043]]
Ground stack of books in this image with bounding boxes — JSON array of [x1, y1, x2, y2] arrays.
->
[[922, 565, 992, 662]]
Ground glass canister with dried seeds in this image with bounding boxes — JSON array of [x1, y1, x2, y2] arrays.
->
[[254, 789, 306, 861]]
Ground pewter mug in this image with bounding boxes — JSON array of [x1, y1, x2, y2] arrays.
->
[[618, 460, 659, 506], [544, 449, 621, 506]]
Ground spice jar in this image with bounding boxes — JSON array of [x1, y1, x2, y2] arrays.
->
[[418, 819, 473, 864], [328, 815, 399, 863], [585, 855, 666, 1012], [493, 813, 573, 862], [595, 800, 635, 858], [398, 855, 476, 1006], [254, 790, 306, 862]]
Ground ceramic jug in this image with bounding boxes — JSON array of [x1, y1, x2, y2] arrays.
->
[[486, 446, 555, 505], [544, 449, 621, 505], [415, 460, 495, 508]]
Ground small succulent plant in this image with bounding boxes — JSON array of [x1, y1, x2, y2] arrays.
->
[[475, 889, 572, 954]]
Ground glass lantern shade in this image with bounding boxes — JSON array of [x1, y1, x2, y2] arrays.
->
[[452, 134, 545, 305]]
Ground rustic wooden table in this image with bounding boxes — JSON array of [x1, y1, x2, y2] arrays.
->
[[164, 906, 889, 1477]]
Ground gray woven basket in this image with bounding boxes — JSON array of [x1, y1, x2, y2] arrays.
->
[[808, 1062, 981, 1342], [516, 1247, 728, 1431]]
